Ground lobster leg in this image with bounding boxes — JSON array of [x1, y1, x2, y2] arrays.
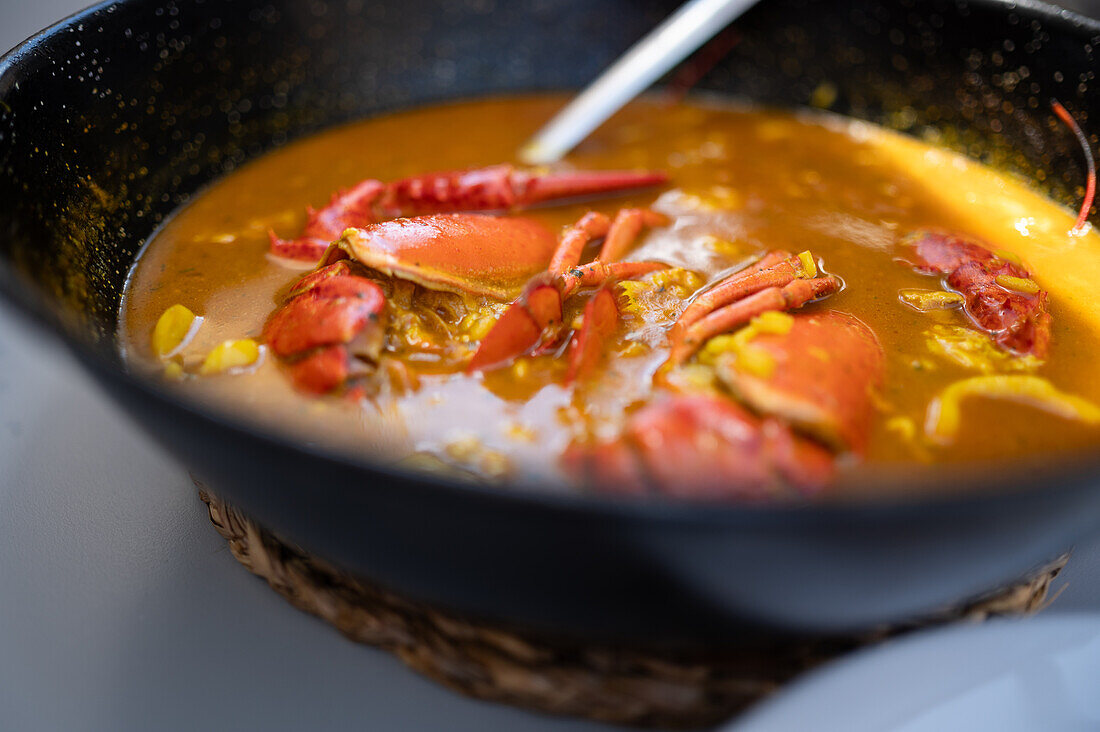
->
[[559, 208, 669, 297], [565, 286, 620, 384], [597, 208, 670, 261], [675, 251, 803, 331], [512, 168, 669, 207], [559, 260, 668, 299], [548, 212, 611, 275], [381, 165, 669, 215]]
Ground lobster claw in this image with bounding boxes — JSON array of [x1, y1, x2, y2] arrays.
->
[[383, 165, 668, 215], [508, 167, 669, 208]]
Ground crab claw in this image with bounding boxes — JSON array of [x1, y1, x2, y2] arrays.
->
[[263, 268, 386, 394], [466, 280, 563, 373], [265, 280, 384, 357]]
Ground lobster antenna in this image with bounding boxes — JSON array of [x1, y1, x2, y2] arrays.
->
[[1051, 99, 1096, 233]]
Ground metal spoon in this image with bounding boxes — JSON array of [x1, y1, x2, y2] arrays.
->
[[519, 0, 762, 166]]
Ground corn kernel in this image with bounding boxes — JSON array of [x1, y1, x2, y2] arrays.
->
[[796, 251, 818, 278], [885, 416, 916, 440], [163, 361, 185, 381], [479, 450, 511, 479], [700, 234, 743, 258], [994, 275, 1041, 294], [697, 333, 739, 365], [664, 363, 718, 393], [505, 423, 538, 443], [460, 310, 497, 341], [152, 304, 202, 358], [731, 326, 757, 351], [736, 345, 776, 379], [993, 249, 1024, 267], [752, 310, 795, 334], [899, 288, 965, 311], [199, 339, 261, 375], [445, 435, 481, 462]]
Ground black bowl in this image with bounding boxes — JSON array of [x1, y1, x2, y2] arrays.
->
[[2, 0, 1099, 647]]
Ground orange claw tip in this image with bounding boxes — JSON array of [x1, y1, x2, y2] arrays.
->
[[565, 287, 619, 384], [268, 230, 331, 263], [293, 275, 386, 304], [525, 284, 564, 331], [288, 261, 354, 297], [520, 169, 669, 205], [466, 302, 542, 374]]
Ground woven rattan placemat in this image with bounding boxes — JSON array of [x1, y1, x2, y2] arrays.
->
[[199, 489, 1067, 729]]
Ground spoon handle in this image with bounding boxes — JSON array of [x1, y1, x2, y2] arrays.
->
[[519, 0, 760, 166]]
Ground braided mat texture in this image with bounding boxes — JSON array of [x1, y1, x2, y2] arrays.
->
[[199, 489, 1067, 729]]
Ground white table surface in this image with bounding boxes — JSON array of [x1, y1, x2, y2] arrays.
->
[[2, 2, 1100, 730]]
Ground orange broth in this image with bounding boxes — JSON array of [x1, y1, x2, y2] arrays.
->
[[120, 95, 1100, 492]]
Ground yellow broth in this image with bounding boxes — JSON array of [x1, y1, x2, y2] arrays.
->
[[120, 95, 1100, 491]]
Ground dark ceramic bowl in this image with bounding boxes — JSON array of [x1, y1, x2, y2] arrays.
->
[[1, 0, 1099, 647]]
